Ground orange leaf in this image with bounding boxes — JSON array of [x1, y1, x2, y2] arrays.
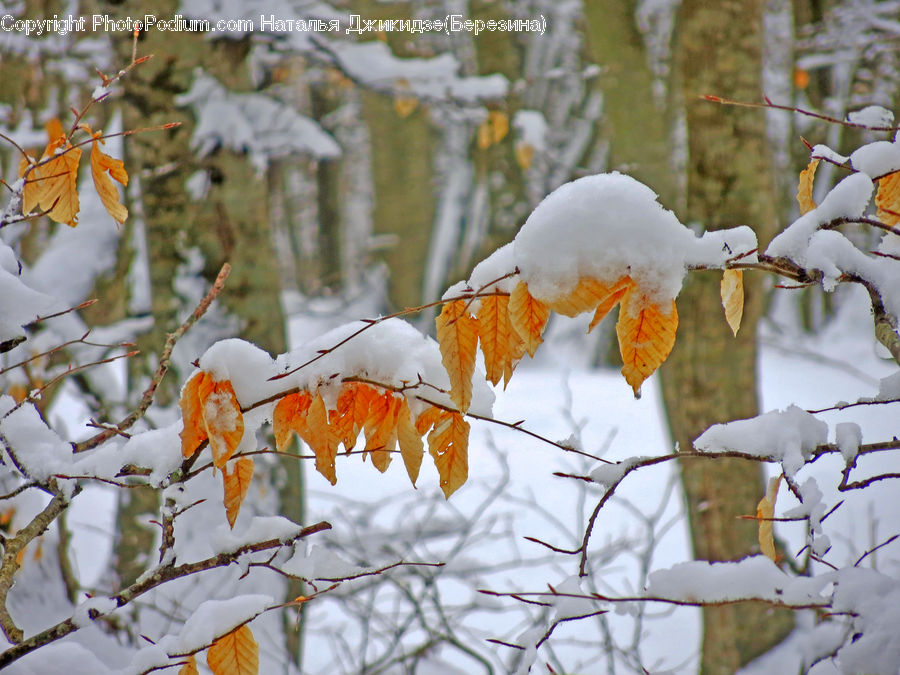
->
[[273, 392, 312, 453], [436, 300, 479, 413], [200, 378, 245, 469], [297, 392, 338, 485], [875, 170, 900, 227], [364, 392, 399, 472], [396, 399, 424, 487], [797, 159, 819, 215], [508, 280, 550, 358], [757, 475, 782, 562], [223, 457, 254, 529], [207, 624, 259, 675], [720, 269, 744, 336], [22, 119, 82, 226], [18, 155, 41, 216], [180, 371, 212, 459], [427, 411, 469, 499], [393, 78, 418, 118], [515, 141, 535, 170], [331, 383, 375, 453], [616, 289, 678, 396], [545, 277, 608, 317], [178, 655, 199, 675], [90, 135, 129, 224], [587, 277, 632, 333], [415, 405, 443, 435], [476, 294, 525, 387], [489, 111, 509, 144]]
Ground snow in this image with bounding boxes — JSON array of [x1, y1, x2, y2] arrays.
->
[[175, 594, 272, 653], [834, 421, 861, 464], [209, 516, 304, 555], [693, 404, 828, 477], [590, 456, 644, 488], [0, 397, 74, 485], [0, 252, 60, 344], [71, 595, 118, 628], [811, 144, 850, 165], [846, 105, 895, 128], [849, 139, 900, 178]]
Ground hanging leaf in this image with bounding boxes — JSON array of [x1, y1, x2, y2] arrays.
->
[[273, 392, 312, 453], [207, 624, 259, 675], [515, 141, 535, 170], [180, 371, 211, 459], [415, 405, 443, 435], [587, 277, 632, 333], [90, 133, 129, 224], [178, 655, 199, 675], [875, 170, 900, 226], [200, 377, 245, 469], [756, 475, 782, 562], [331, 383, 375, 453], [508, 281, 550, 358], [393, 78, 418, 118], [298, 392, 338, 485], [427, 411, 469, 498], [796, 159, 819, 215], [223, 457, 254, 529], [720, 269, 744, 336], [20, 118, 82, 226], [396, 399, 424, 487], [436, 300, 479, 413], [476, 294, 525, 387], [616, 289, 678, 396], [364, 392, 399, 472], [488, 110, 509, 144]]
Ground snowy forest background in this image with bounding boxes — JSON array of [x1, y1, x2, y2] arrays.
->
[[1, 0, 900, 673]]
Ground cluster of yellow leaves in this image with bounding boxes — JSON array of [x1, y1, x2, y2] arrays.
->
[[18, 118, 128, 227], [477, 110, 509, 150], [437, 275, 682, 400], [273, 382, 469, 498], [179, 371, 471, 519], [179, 624, 259, 675]]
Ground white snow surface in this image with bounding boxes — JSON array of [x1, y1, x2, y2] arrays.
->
[[693, 404, 828, 477], [463, 172, 757, 304], [846, 105, 895, 128], [849, 138, 900, 178]]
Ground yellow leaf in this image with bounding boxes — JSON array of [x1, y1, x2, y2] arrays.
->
[[508, 281, 550, 358], [178, 655, 199, 675], [515, 141, 534, 170], [180, 371, 212, 459], [757, 475, 782, 562], [200, 378, 245, 469], [207, 624, 259, 675], [364, 392, 399, 472], [587, 277, 632, 333], [90, 135, 129, 224], [393, 78, 418, 118], [547, 277, 626, 318], [476, 294, 525, 387], [18, 155, 41, 216], [21, 118, 82, 227], [223, 457, 254, 529], [396, 399, 424, 486], [616, 289, 678, 396], [298, 392, 338, 485], [436, 300, 479, 413], [875, 170, 900, 227], [477, 119, 493, 150], [331, 383, 375, 453], [415, 406, 443, 435], [273, 392, 311, 453], [720, 269, 744, 336], [797, 159, 819, 215], [427, 411, 469, 499], [489, 110, 509, 144]]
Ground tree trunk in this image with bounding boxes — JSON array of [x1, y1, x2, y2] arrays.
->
[[661, 1, 794, 671]]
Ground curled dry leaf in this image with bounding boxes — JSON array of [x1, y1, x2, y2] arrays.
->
[[720, 269, 744, 337], [223, 457, 254, 529], [436, 300, 479, 413], [178, 655, 199, 675], [19, 118, 82, 227], [364, 391, 400, 472], [757, 475, 782, 562], [90, 133, 129, 224], [207, 624, 259, 675], [273, 391, 312, 453], [179, 371, 244, 468], [298, 392, 338, 485], [796, 159, 819, 215], [396, 399, 424, 486]]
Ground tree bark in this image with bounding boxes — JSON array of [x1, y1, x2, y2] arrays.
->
[[661, 1, 794, 671]]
